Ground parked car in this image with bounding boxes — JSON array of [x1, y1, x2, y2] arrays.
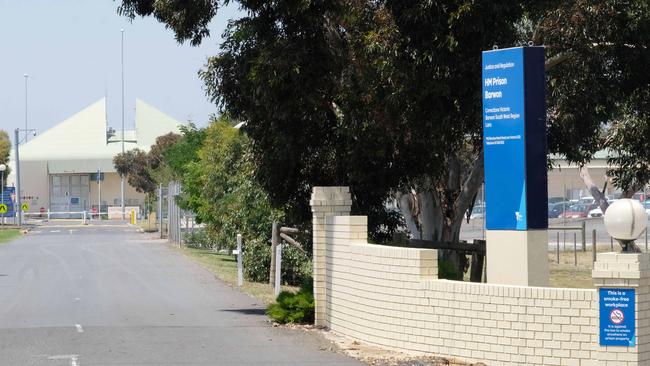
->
[[559, 204, 593, 219], [578, 196, 595, 205], [468, 205, 485, 219], [645, 201, 650, 216], [548, 197, 566, 204], [588, 199, 618, 218], [588, 207, 603, 218], [548, 202, 570, 218]]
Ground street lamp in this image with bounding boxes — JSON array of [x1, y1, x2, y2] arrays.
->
[[14, 128, 37, 227], [24, 74, 28, 143], [604, 199, 648, 252], [120, 28, 125, 220], [0, 163, 5, 226]]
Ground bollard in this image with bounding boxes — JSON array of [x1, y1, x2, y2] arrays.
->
[[236, 234, 243, 287], [581, 221, 586, 252], [82, 211, 87, 225], [646, 227, 648, 252], [270, 223, 280, 286], [47, 209, 50, 221], [573, 232, 577, 266], [556, 231, 560, 263], [274, 243, 282, 297], [592, 229, 597, 265]]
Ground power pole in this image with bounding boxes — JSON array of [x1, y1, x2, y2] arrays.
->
[[14, 128, 21, 227]]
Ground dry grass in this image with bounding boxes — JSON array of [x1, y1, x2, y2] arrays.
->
[[178, 246, 298, 304], [547, 246, 620, 289], [137, 219, 159, 232]]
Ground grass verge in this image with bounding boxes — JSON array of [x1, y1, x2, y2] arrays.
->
[[137, 220, 159, 233], [179, 246, 298, 304], [0, 229, 21, 244], [547, 245, 622, 289]]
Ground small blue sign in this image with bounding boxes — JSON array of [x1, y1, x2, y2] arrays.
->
[[600, 288, 635, 346], [482, 46, 547, 230], [0, 187, 15, 218]]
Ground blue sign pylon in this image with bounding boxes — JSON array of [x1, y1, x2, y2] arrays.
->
[[482, 46, 548, 231]]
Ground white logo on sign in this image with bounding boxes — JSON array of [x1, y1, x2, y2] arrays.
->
[[515, 212, 523, 221], [610, 309, 624, 324]]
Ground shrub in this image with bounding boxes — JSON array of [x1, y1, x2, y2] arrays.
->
[[280, 245, 312, 286], [266, 280, 314, 324], [242, 239, 312, 285], [183, 228, 214, 249], [438, 259, 460, 280], [243, 239, 271, 282]]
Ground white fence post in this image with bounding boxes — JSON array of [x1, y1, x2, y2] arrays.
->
[[236, 234, 243, 287], [274, 243, 282, 297]]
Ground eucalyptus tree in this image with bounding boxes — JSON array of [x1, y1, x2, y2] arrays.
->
[[117, 0, 650, 275]]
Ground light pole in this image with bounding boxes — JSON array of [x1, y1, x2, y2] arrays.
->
[[120, 28, 125, 220], [0, 163, 5, 226], [97, 169, 101, 219], [14, 128, 36, 227], [14, 128, 22, 227], [24, 74, 28, 143]]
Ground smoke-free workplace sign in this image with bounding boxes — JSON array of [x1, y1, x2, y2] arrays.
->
[[600, 288, 635, 346]]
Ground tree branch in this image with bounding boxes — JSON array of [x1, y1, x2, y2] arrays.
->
[[545, 51, 574, 71], [579, 165, 609, 212], [452, 150, 484, 225]]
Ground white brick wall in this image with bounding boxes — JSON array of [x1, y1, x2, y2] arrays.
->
[[311, 187, 648, 365], [321, 214, 598, 366]]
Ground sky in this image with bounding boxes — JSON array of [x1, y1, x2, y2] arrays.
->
[[0, 0, 241, 144]]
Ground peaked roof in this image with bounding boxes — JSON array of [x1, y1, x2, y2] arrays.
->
[[14, 98, 182, 173]]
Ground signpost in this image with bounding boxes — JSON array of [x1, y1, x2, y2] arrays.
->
[[0, 187, 16, 219], [600, 288, 635, 346], [482, 46, 549, 286]]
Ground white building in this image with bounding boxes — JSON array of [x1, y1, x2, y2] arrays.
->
[[8, 98, 182, 217]]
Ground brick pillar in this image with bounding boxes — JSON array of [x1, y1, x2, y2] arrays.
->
[[310, 186, 352, 327], [593, 252, 650, 365]]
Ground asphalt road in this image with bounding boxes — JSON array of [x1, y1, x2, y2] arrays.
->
[[0, 222, 361, 366], [461, 216, 650, 250]]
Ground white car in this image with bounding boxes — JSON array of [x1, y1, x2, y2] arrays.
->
[[588, 207, 603, 218], [588, 199, 618, 218]]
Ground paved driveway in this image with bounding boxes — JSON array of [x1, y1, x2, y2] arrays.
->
[[0, 223, 361, 365]]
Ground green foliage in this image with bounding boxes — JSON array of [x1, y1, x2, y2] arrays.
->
[[187, 120, 283, 250], [122, 1, 650, 275], [183, 228, 214, 249], [280, 245, 312, 286], [113, 148, 157, 193], [242, 239, 271, 282], [0, 130, 11, 182], [165, 118, 314, 285], [438, 259, 461, 281], [266, 280, 314, 324], [162, 123, 205, 179], [117, 0, 218, 46]]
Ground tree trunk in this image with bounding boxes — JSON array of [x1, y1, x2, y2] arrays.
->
[[396, 150, 485, 280], [396, 189, 443, 241], [579, 165, 609, 212]]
